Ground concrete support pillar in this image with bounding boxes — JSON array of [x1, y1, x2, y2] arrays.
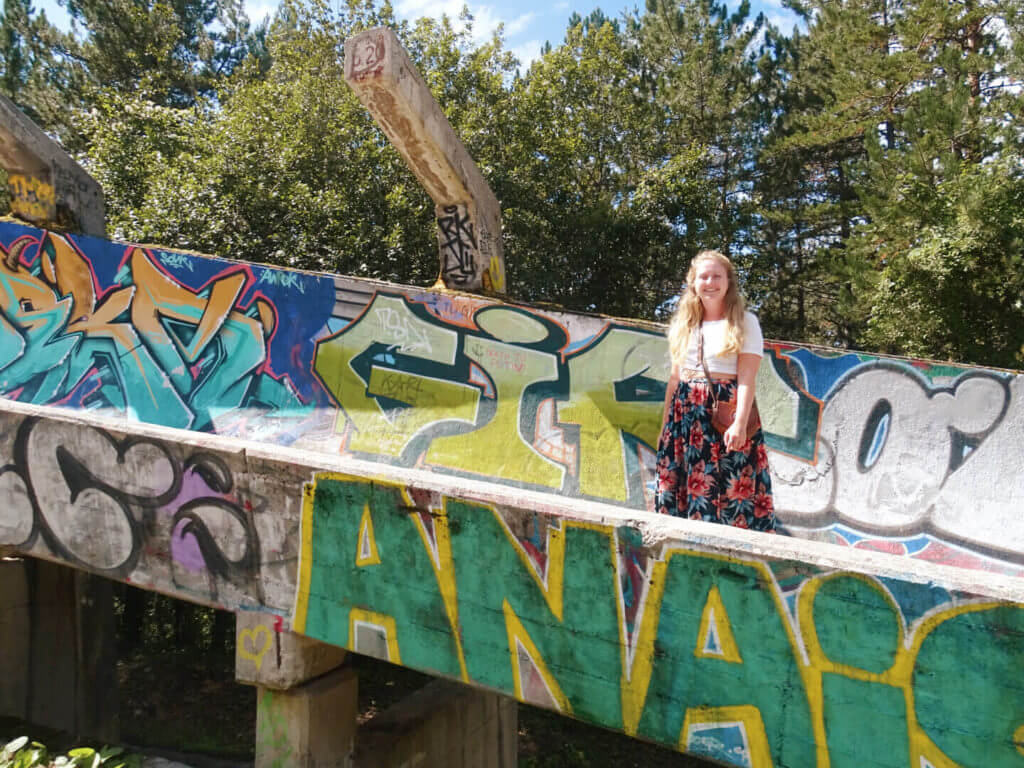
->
[[255, 666, 359, 768], [355, 679, 517, 768], [236, 613, 517, 767], [0, 557, 118, 741], [236, 612, 353, 767], [344, 27, 505, 295]]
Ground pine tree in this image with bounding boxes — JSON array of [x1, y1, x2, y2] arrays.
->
[[0, 0, 77, 130], [767, 0, 1024, 363], [638, 0, 768, 257]]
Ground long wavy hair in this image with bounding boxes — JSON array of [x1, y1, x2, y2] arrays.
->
[[667, 250, 746, 367]]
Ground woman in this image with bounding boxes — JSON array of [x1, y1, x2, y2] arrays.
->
[[656, 250, 775, 532]]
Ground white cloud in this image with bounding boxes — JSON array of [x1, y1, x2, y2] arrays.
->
[[395, 0, 539, 44], [510, 38, 544, 67], [505, 12, 536, 36], [244, 0, 277, 23], [396, 0, 465, 20]]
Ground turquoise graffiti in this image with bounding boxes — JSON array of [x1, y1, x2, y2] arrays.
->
[[0, 230, 304, 429], [294, 475, 1024, 768]]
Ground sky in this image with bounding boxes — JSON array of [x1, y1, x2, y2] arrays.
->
[[35, 0, 802, 67]]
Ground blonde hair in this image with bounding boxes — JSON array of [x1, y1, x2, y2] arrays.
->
[[667, 250, 746, 367]]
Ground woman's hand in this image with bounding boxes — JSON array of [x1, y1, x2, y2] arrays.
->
[[723, 419, 746, 452], [726, 352, 761, 452]]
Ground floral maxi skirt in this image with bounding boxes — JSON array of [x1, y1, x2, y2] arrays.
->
[[655, 378, 776, 532]]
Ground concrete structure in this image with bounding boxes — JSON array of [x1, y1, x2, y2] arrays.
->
[[344, 27, 505, 294], [0, 358, 1021, 766], [254, 666, 358, 768], [0, 31, 1022, 767], [0, 94, 104, 236], [0, 220, 1019, 580]]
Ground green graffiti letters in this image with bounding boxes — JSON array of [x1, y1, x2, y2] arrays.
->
[[296, 477, 463, 678], [294, 475, 1024, 768]]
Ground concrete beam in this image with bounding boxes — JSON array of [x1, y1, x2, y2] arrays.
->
[[0, 95, 104, 236], [1, 397, 1023, 766], [344, 27, 505, 294], [1, 220, 1022, 578], [236, 611, 347, 690]]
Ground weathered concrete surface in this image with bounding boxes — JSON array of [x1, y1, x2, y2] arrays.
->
[[0, 219, 1020, 580], [344, 28, 505, 294], [0, 403, 303, 613], [255, 665, 358, 768], [0, 397, 1022, 767], [354, 678, 516, 768], [236, 611, 347, 690], [0, 95, 104, 235]]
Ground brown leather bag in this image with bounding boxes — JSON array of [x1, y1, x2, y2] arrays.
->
[[698, 328, 762, 440]]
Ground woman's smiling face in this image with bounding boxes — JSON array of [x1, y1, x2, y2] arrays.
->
[[693, 258, 729, 306]]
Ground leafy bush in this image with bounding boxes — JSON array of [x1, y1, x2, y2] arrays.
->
[[1, 738, 141, 768]]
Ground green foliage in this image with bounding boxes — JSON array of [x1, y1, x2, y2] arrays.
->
[[498, 19, 711, 316], [77, 1, 466, 281], [750, 0, 1024, 360], [0, 0, 81, 130], [864, 158, 1024, 367], [1, 738, 141, 768], [3, 0, 1023, 367], [639, 0, 768, 252], [62, 0, 266, 107]]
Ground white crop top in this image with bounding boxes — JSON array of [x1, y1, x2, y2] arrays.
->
[[680, 311, 764, 375]]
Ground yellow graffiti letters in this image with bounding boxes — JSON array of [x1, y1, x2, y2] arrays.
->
[[426, 332, 563, 488], [8, 173, 56, 224], [560, 327, 668, 502]]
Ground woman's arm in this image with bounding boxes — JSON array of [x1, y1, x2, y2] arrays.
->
[[723, 352, 760, 451], [661, 366, 680, 430]]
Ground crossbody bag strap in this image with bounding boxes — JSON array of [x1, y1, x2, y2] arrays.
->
[[696, 325, 719, 409]]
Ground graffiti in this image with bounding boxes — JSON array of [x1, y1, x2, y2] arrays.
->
[[293, 475, 1024, 768], [239, 623, 273, 671], [0, 227, 309, 431], [257, 268, 306, 293], [437, 204, 478, 287], [256, 689, 293, 768], [348, 32, 386, 80], [765, 353, 1024, 566], [313, 290, 1024, 571], [7, 173, 56, 223], [157, 251, 194, 271], [314, 293, 666, 503], [1, 220, 1022, 574], [0, 414, 262, 601]]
